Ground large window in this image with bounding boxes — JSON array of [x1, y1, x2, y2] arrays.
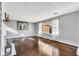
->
[[52, 19, 59, 35]]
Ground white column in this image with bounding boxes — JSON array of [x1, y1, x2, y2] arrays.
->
[[38, 23, 42, 35]]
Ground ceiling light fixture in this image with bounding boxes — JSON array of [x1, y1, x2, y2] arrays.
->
[[53, 12, 58, 15]]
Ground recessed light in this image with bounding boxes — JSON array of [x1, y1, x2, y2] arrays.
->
[[53, 12, 58, 15]]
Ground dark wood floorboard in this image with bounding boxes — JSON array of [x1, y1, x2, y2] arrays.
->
[[14, 36, 78, 56]]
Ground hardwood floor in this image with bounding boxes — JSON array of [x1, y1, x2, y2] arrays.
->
[[14, 36, 78, 56]]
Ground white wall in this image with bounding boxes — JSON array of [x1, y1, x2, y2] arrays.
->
[[77, 12, 79, 43], [5, 20, 35, 38], [0, 2, 2, 56], [78, 12, 79, 32], [34, 23, 39, 36], [59, 11, 79, 44]]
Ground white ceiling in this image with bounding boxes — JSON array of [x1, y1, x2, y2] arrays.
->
[[2, 2, 79, 23]]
